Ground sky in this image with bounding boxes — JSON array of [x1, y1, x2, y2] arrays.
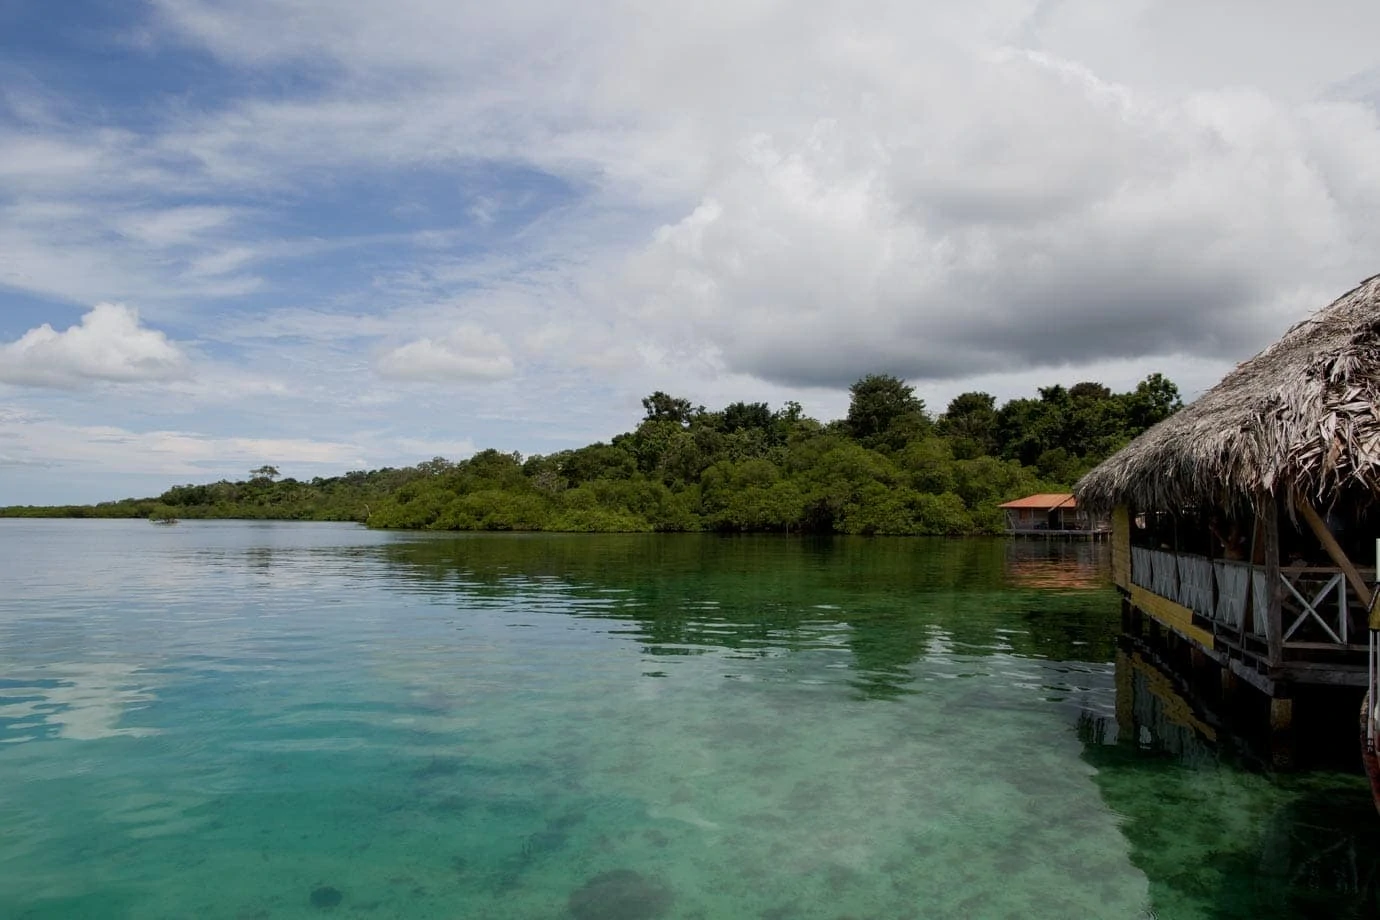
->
[[4, 1, 1380, 503]]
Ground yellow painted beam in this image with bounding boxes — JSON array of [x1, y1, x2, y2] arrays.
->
[[1129, 584, 1215, 651]]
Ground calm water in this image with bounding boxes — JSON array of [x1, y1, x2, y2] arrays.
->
[[0, 521, 1376, 920]]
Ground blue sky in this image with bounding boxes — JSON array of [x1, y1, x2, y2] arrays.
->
[[4, 0, 1380, 503]]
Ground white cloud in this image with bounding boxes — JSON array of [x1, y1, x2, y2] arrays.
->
[[375, 325, 515, 382], [0, 198, 263, 305], [215, 308, 405, 343], [186, 246, 258, 277], [116, 205, 241, 247], [0, 304, 191, 389], [0, 135, 105, 181]]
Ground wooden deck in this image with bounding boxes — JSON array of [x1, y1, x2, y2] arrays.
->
[[1008, 527, 1110, 542]]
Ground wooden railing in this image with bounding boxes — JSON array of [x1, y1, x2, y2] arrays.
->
[[1279, 566, 1356, 647], [1213, 561, 1249, 631], [1177, 555, 1214, 618], [1129, 548, 1371, 649], [1250, 570, 1269, 639]]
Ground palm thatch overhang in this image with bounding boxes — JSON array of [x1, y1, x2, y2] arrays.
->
[[1076, 274, 1380, 517]]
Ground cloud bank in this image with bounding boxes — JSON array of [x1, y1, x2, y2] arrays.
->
[[5, 0, 1380, 500], [0, 304, 191, 389], [128, 0, 1380, 388]]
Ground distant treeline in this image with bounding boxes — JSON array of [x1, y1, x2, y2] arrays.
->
[[0, 373, 1180, 535]]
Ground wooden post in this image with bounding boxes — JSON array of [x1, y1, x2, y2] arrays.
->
[[1270, 694, 1294, 770], [1375, 538, 1380, 629], [1295, 496, 1374, 612], [1220, 663, 1238, 703], [1242, 510, 1263, 636], [1263, 497, 1283, 666], [1190, 646, 1209, 692]]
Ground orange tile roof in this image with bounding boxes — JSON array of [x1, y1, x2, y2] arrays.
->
[[998, 493, 1076, 510]]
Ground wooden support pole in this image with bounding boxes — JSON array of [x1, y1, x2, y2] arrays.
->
[[1242, 510, 1263, 636], [1270, 696, 1293, 731], [1294, 496, 1374, 613], [1220, 662, 1238, 701], [1263, 497, 1283, 666], [1270, 694, 1294, 770], [1190, 646, 1208, 676]]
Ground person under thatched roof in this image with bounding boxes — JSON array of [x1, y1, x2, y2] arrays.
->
[[1076, 273, 1380, 516]]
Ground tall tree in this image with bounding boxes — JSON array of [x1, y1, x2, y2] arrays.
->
[[937, 391, 998, 457], [846, 374, 930, 451], [995, 397, 1052, 465], [1068, 381, 1111, 402], [719, 401, 774, 434], [1123, 373, 1182, 431], [641, 392, 699, 427]]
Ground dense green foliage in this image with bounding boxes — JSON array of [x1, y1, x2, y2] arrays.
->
[[0, 373, 1180, 535]]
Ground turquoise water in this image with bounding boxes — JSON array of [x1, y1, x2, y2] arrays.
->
[[0, 520, 1376, 919]]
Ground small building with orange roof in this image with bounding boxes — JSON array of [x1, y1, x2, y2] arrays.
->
[[998, 493, 1108, 538]]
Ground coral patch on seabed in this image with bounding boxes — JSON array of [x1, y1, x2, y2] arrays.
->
[[568, 869, 673, 920], [309, 885, 343, 909]]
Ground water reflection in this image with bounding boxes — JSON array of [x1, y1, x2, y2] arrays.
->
[[0, 663, 159, 742], [1079, 644, 1380, 919], [373, 534, 1123, 701], [1005, 539, 1108, 591], [1114, 647, 1219, 762]]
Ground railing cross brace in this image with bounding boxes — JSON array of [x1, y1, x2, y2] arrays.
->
[[1281, 572, 1344, 644]]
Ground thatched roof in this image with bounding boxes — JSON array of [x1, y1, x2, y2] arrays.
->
[[1076, 274, 1380, 514]]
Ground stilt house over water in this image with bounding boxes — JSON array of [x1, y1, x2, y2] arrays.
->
[[1076, 275, 1380, 748], [998, 493, 1109, 539]]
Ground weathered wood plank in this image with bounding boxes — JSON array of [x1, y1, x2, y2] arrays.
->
[[1227, 656, 1276, 695], [1283, 660, 1368, 673], [1277, 661, 1368, 687], [1283, 640, 1371, 652]]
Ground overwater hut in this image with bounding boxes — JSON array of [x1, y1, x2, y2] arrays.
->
[[998, 493, 1109, 539], [1076, 275, 1380, 761]]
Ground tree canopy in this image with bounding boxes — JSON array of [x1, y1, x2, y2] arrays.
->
[[1, 372, 1180, 536]]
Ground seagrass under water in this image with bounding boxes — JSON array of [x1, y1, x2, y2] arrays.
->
[[0, 521, 1375, 919]]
